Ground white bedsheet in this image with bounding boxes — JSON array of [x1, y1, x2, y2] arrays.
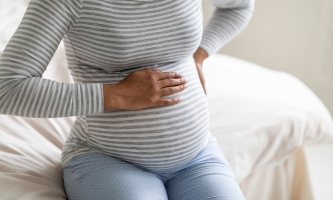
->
[[203, 54, 333, 183]]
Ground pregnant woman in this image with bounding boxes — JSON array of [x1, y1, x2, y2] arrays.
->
[[0, 0, 254, 199]]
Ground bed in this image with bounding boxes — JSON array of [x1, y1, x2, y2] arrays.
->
[[1, 1, 333, 199]]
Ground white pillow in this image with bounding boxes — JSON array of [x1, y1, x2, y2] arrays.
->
[[203, 54, 333, 182]]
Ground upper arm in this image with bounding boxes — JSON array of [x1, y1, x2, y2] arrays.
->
[[0, 0, 83, 78]]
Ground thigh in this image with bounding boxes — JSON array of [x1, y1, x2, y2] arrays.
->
[[165, 140, 245, 200], [63, 153, 168, 200]]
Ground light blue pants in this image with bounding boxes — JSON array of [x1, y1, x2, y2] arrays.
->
[[62, 138, 245, 200]]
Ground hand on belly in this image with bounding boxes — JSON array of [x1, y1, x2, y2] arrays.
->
[[103, 68, 188, 111]]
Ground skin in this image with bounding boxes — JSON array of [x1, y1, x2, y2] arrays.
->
[[193, 47, 209, 95], [103, 47, 209, 111]]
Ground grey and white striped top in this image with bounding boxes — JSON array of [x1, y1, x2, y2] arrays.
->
[[0, 0, 254, 171]]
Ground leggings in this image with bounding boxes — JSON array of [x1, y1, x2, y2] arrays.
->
[[62, 138, 245, 200]]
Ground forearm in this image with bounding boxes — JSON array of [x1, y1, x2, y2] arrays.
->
[[199, 0, 255, 57], [103, 83, 119, 111], [0, 75, 104, 118]]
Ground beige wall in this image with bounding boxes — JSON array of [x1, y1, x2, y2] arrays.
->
[[202, 0, 333, 116]]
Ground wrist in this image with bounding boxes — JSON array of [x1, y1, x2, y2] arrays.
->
[[103, 83, 121, 111]]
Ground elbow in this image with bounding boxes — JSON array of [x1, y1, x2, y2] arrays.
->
[[0, 64, 24, 115], [209, 0, 255, 12], [245, 0, 256, 25], [0, 55, 32, 97], [247, 0, 255, 13], [0, 79, 10, 115], [0, 77, 16, 115]]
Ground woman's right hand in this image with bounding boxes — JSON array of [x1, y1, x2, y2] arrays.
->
[[103, 68, 188, 111]]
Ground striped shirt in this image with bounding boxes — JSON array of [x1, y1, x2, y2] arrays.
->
[[0, 0, 254, 171]]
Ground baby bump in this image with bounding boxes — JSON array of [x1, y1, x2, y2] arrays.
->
[[85, 57, 210, 170]]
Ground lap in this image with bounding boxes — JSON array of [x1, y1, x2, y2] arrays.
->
[[62, 139, 244, 200]]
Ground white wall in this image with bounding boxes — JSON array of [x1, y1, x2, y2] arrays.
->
[[202, 0, 333, 116]]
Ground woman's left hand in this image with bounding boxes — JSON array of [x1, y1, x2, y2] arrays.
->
[[193, 47, 209, 95]]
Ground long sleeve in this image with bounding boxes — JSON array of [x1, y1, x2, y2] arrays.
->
[[0, 0, 104, 118], [199, 0, 255, 57]]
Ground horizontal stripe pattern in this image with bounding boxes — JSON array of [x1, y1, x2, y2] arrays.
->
[[199, 0, 255, 56], [0, 0, 103, 118], [0, 0, 254, 171]]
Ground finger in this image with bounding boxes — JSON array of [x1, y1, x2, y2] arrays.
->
[[156, 97, 182, 106], [201, 80, 207, 95], [196, 64, 206, 93], [159, 84, 187, 96], [199, 75, 205, 92], [156, 72, 182, 80], [196, 63, 204, 80], [159, 78, 188, 88]]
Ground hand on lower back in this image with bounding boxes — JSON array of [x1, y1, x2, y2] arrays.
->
[[193, 47, 208, 95], [103, 68, 188, 111]]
